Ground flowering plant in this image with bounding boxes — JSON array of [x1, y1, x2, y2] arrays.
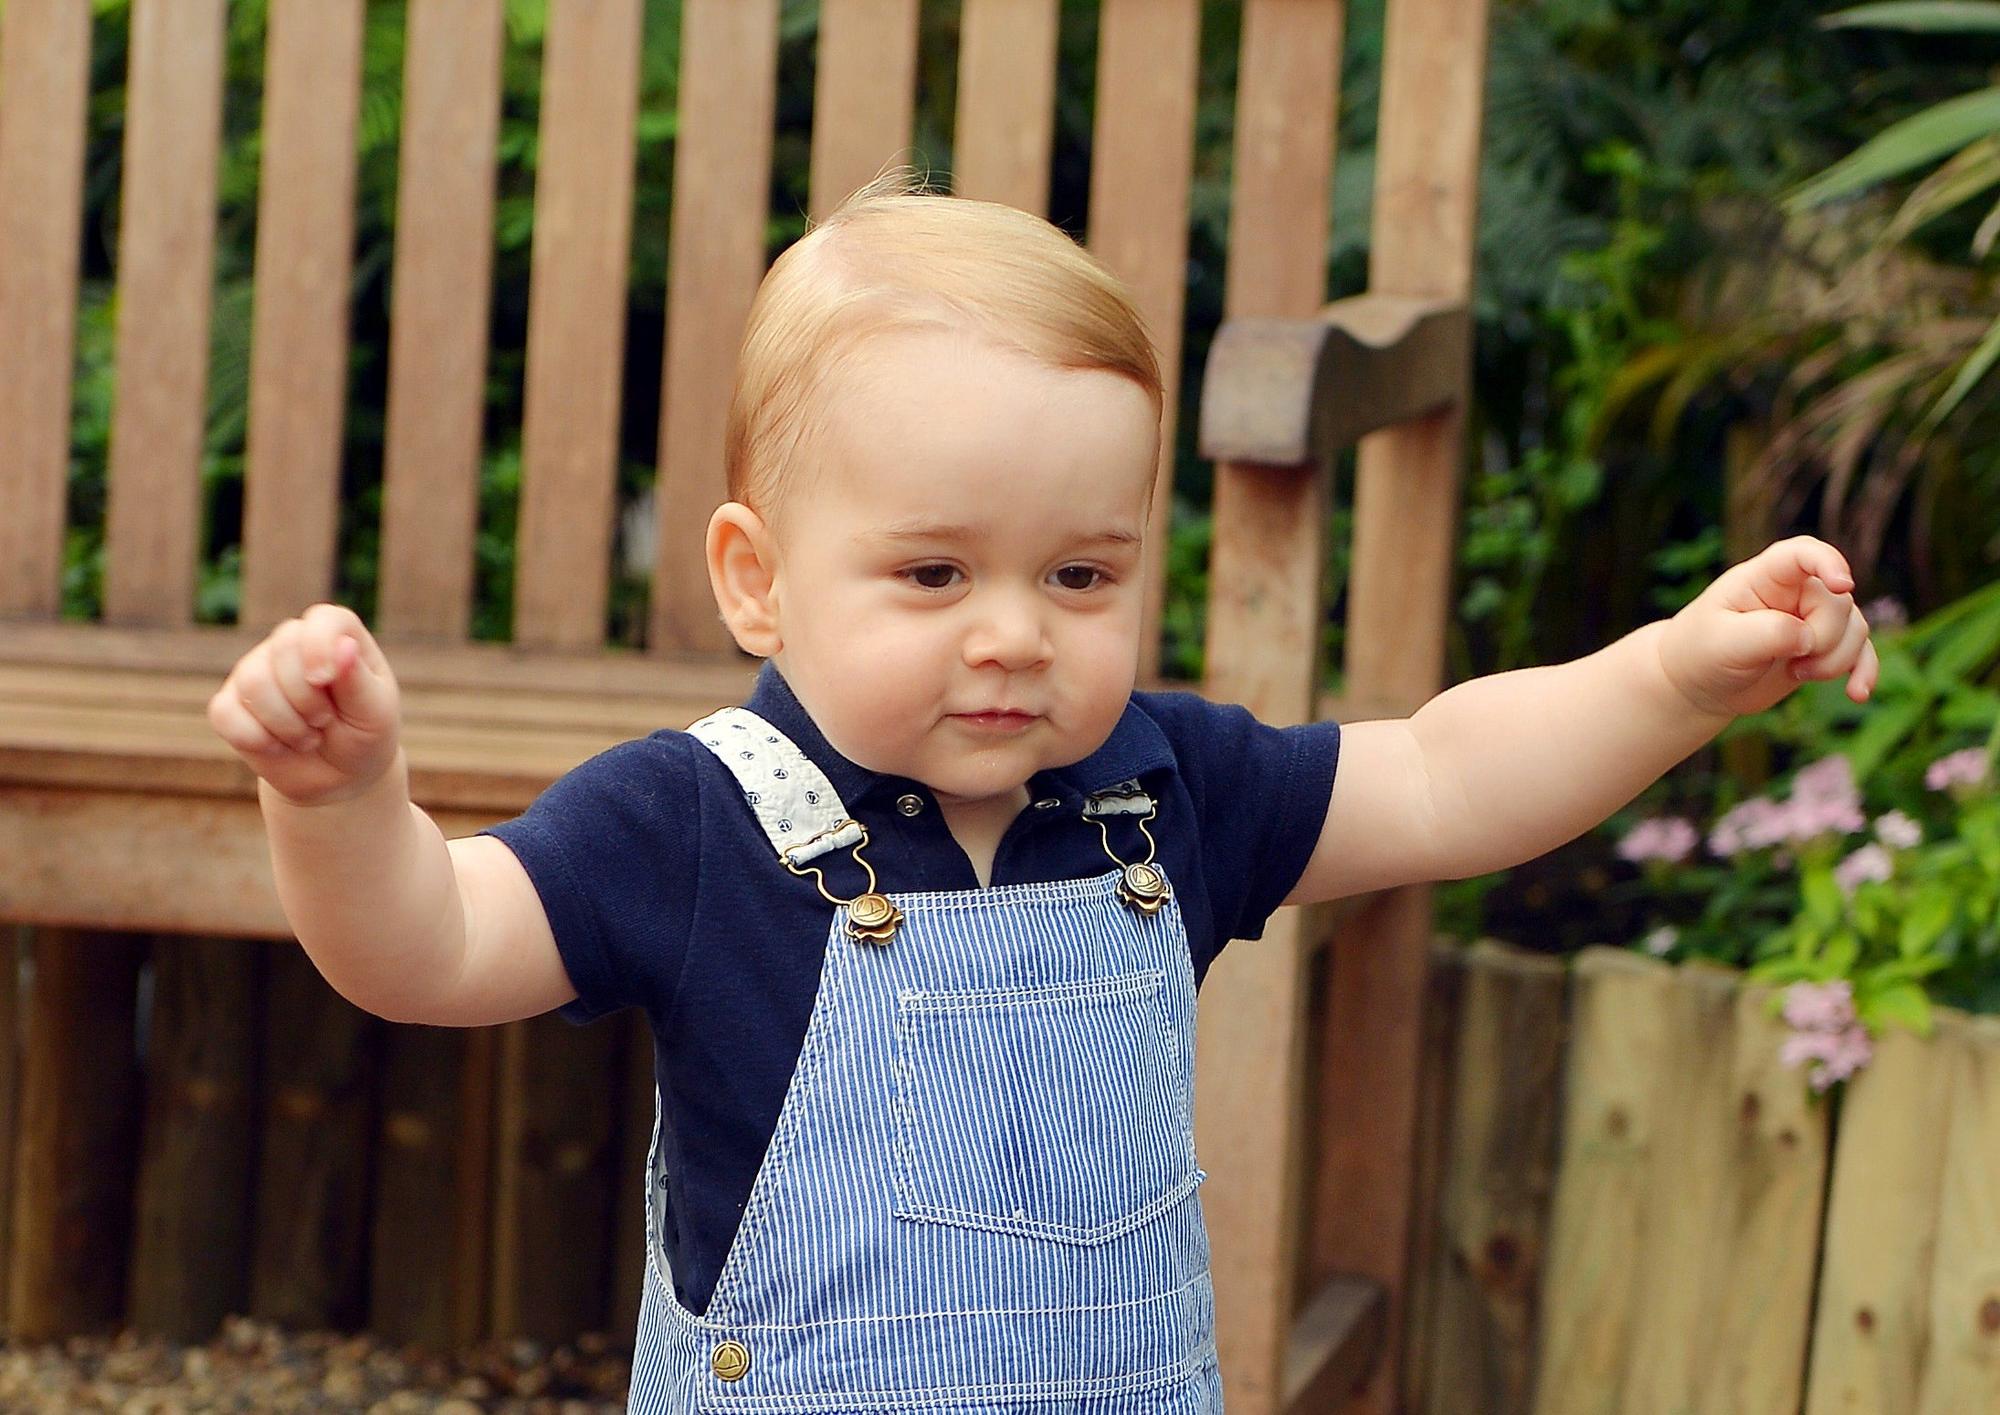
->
[[1610, 579, 2000, 1090]]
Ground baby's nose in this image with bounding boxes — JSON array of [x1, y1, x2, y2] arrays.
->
[[962, 592, 1050, 670]]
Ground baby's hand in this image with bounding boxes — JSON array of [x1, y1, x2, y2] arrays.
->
[[207, 603, 404, 806], [1658, 535, 1878, 719]]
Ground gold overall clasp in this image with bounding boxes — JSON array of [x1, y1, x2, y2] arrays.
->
[[782, 821, 905, 945]]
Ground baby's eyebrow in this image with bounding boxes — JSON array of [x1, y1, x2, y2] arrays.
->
[[871, 520, 1142, 548]]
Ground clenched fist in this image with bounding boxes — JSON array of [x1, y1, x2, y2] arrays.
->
[[207, 603, 403, 806]]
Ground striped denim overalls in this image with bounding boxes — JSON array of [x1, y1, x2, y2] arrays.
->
[[625, 707, 1224, 1413]]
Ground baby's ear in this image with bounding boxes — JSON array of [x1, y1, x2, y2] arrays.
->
[[705, 502, 782, 656]]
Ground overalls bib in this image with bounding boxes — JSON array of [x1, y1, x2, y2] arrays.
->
[[627, 708, 1223, 1413]]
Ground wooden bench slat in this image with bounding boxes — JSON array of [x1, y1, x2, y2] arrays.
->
[[1198, 3, 1347, 1409], [1088, 0, 1200, 682], [649, 0, 780, 655], [378, 0, 506, 641], [515, 0, 644, 652], [239, 0, 366, 628], [0, 0, 93, 619], [0, 620, 759, 701], [952, 0, 1060, 214], [809, 0, 920, 220], [1283, 1275, 1387, 1414], [102, 0, 227, 628]]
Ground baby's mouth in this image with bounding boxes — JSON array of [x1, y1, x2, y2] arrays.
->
[[950, 710, 1039, 733]]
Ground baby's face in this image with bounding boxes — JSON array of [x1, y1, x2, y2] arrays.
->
[[767, 327, 1159, 815]]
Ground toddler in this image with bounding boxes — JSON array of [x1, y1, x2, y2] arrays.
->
[[208, 175, 1878, 1412]]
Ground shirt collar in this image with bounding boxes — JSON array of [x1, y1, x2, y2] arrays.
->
[[742, 659, 1174, 808]]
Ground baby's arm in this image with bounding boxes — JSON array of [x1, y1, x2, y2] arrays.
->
[[210, 604, 578, 1026], [1284, 620, 1732, 905]]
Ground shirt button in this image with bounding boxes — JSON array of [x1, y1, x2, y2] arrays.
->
[[895, 793, 926, 817], [1033, 797, 1060, 810]]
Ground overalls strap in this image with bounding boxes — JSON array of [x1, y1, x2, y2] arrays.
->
[[685, 707, 858, 864]]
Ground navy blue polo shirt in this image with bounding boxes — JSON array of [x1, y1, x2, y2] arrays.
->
[[478, 659, 1341, 1317]]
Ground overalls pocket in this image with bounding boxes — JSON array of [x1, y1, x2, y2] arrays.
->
[[889, 966, 1200, 1245]]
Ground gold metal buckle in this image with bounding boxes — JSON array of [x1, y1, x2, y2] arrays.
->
[[1092, 804, 1171, 916], [781, 820, 904, 944]]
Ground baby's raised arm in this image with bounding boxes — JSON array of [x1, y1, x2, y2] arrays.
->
[[207, 603, 577, 1026]]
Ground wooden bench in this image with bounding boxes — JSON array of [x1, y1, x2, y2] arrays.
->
[[0, 2, 1490, 1411]]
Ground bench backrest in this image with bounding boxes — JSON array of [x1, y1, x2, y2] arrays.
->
[[0, 0, 1477, 701]]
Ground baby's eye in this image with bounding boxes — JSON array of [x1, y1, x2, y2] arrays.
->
[[901, 564, 962, 591], [1054, 565, 1108, 591]]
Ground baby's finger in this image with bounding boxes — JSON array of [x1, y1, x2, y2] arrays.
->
[[209, 687, 302, 758], [269, 625, 336, 728], [1795, 604, 1871, 681], [235, 663, 324, 752], [1747, 535, 1856, 608]]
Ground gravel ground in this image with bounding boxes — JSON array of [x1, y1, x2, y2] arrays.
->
[[0, 1315, 633, 1413]]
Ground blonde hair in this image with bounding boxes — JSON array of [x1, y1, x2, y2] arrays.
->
[[724, 170, 1164, 533]]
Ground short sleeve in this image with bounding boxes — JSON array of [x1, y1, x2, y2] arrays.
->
[[1136, 690, 1341, 955], [476, 732, 700, 1026]]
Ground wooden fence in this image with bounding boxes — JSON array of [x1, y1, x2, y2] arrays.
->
[[1404, 942, 2000, 1415], [0, 924, 655, 1351]]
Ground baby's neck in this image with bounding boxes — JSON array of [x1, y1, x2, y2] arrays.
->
[[934, 784, 1032, 887]]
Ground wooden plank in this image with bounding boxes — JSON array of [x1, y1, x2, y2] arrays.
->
[[1804, 1020, 1955, 1415], [0, 0, 93, 619], [1196, 17, 1346, 1404], [1689, 982, 1830, 1413], [0, 928, 22, 1332], [649, 0, 779, 654], [1399, 941, 1465, 1415], [1327, 0, 1491, 1405], [128, 937, 262, 1340], [0, 619, 761, 701], [6, 929, 146, 1340], [953, 0, 1059, 214], [369, 1025, 494, 1346], [1419, 941, 1565, 1415], [1531, 949, 1674, 1414], [1198, 296, 1472, 466], [377, 0, 506, 642], [809, 0, 920, 220], [1087, 0, 1200, 681], [101, 0, 226, 628], [238, 0, 365, 628], [514, 0, 643, 652], [489, 1014, 623, 1340], [1914, 1014, 2000, 1415], [0, 789, 512, 940], [248, 946, 381, 1329], [1622, 963, 1740, 1411], [1284, 1275, 1386, 1413]]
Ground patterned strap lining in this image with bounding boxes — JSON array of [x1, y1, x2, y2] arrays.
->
[[685, 707, 855, 864]]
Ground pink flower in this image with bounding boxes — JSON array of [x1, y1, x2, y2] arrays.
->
[[1862, 595, 1907, 630], [1779, 980, 1874, 1090], [1641, 925, 1679, 956], [1618, 816, 1699, 864], [1925, 747, 1992, 791], [1834, 843, 1894, 895], [1706, 758, 1865, 857], [1781, 979, 1856, 1032], [1873, 810, 1922, 850]]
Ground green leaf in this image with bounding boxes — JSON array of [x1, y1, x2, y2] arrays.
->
[[1803, 869, 1846, 930], [1822, 1, 2000, 30], [1861, 980, 1935, 1036], [1901, 891, 1957, 958], [1919, 309, 2000, 437], [1783, 87, 2000, 211]]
